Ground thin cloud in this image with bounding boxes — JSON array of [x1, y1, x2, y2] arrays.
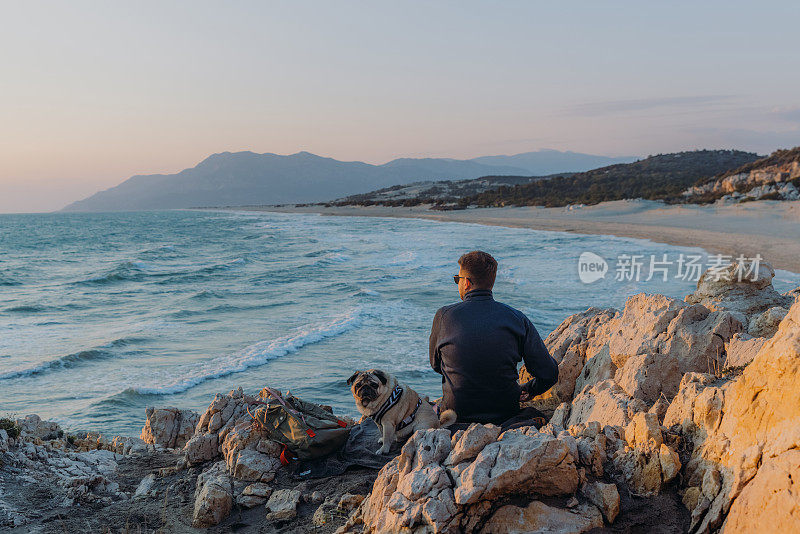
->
[[564, 95, 737, 117], [771, 106, 800, 124]]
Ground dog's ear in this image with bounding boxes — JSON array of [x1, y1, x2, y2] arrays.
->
[[347, 372, 360, 386], [373, 369, 388, 385]]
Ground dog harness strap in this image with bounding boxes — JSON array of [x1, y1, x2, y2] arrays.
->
[[371, 386, 403, 424], [396, 399, 422, 432]]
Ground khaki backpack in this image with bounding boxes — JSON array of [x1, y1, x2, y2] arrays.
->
[[249, 387, 351, 462]]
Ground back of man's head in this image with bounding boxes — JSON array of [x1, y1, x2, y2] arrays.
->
[[458, 250, 498, 289]]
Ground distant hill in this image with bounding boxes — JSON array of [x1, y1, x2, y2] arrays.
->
[[470, 149, 635, 174], [462, 150, 760, 208], [60, 149, 634, 212], [329, 174, 562, 207]]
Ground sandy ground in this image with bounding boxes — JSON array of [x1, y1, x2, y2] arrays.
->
[[249, 199, 800, 273]]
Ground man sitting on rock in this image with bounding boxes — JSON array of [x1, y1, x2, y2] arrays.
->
[[429, 250, 558, 425]]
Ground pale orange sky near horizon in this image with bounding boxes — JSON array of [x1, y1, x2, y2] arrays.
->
[[2, 1, 799, 213]]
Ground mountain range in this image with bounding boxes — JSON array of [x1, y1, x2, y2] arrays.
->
[[60, 150, 634, 211]]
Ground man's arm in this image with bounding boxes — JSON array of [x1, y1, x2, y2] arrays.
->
[[429, 309, 442, 374], [520, 316, 559, 398]]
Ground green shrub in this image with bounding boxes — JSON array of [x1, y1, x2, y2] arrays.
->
[[0, 418, 20, 439]]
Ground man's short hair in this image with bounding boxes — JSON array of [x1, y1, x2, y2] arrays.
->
[[458, 250, 498, 288]]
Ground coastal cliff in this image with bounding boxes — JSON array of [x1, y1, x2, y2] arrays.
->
[[1, 260, 798, 533], [684, 147, 800, 203]]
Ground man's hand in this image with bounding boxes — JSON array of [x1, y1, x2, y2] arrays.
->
[[519, 390, 531, 403]]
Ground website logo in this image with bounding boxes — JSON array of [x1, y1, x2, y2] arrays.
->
[[578, 252, 608, 284]]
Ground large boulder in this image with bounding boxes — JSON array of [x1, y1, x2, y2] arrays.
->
[[614, 352, 681, 404], [748, 306, 788, 338], [724, 333, 766, 369], [141, 407, 198, 449], [480, 500, 603, 534], [521, 307, 617, 410], [685, 260, 792, 331], [184, 387, 283, 472], [192, 462, 233, 528], [455, 429, 580, 504], [357, 429, 457, 533], [580, 481, 620, 523], [15, 414, 62, 441], [566, 379, 639, 428]]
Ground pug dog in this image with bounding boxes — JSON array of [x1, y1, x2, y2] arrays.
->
[[348, 369, 457, 454]]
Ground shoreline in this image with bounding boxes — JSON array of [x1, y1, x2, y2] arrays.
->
[[233, 199, 800, 273]]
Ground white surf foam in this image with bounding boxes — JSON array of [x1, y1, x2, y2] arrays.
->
[[131, 308, 363, 395]]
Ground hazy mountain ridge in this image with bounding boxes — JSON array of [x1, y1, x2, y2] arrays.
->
[[60, 150, 634, 212], [472, 149, 634, 175]]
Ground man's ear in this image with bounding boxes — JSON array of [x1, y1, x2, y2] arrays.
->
[[347, 372, 360, 386], [373, 369, 388, 385]]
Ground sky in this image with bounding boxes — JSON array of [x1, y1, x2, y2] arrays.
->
[[1, 1, 799, 213]]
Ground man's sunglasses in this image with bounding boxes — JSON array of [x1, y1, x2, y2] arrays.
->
[[453, 275, 471, 284]]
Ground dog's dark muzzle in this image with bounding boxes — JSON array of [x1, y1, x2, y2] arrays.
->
[[356, 382, 378, 402]]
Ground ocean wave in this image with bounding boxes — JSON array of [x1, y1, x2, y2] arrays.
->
[[129, 309, 364, 395], [386, 251, 417, 266], [74, 257, 248, 285], [0, 337, 138, 380], [4, 304, 49, 313], [314, 252, 351, 265]]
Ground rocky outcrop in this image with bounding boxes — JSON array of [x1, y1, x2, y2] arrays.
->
[[141, 406, 199, 449], [519, 261, 800, 534], [682, 151, 800, 203], [685, 260, 792, 331], [676, 297, 800, 533], [350, 424, 602, 533], [185, 386, 284, 482], [524, 290, 744, 414], [520, 307, 616, 412]]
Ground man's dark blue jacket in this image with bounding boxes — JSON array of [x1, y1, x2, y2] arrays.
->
[[429, 288, 558, 424]]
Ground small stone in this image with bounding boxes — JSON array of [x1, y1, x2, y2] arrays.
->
[[659, 444, 681, 483], [313, 500, 338, 527], [236, 494, 266, 508], [133, 474, 155, 499], [337, 493, 365, 512], [682, 486, 702, 511], [581, 481, 620, 523], [701, 467, 722, 499], [265, 489, 301, 521], [242, 482, 272, 498]]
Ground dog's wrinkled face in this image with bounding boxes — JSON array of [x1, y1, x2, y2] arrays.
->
[[347, 369, 388, 406]]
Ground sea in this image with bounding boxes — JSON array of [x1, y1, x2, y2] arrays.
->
[[1, 210, 797, 437]]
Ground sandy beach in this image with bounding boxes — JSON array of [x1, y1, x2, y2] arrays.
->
[[254, 199, 800, 273]]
